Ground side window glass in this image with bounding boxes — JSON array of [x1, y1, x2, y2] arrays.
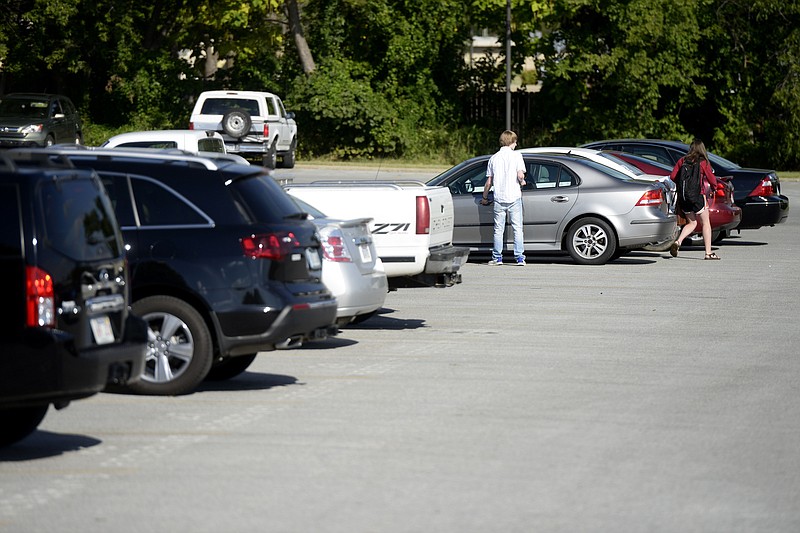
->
[[525, 163, 560, 189], [0, 184, 22, 257], [97, 172, 136, 227], [558, 166, 577, 187], [448, 163, 489, 195], [629, 146, 671, 165], [130, 177, 211, 227]]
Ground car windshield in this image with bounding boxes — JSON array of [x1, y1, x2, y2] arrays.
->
[[228, 173, 306, 223], [0, 97, 48, 119], [289, 195, 326, 219]]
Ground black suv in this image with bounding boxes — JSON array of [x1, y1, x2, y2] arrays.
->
[[9, 148, 338, 395], [0, 156, 147, 447], [0, 93, 83, 147]]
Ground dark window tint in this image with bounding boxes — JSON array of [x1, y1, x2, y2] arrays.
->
[[229, 175, 304, 223], [201, 98, 260, 116], [97, 173, 136, 227], [118, 141, 178, 149], [131, 177, 210, 226], [197, 138, 225, 153], [40, 177, 122, 260], [524, 162, 562, 189], [0, 184, 23, 257]]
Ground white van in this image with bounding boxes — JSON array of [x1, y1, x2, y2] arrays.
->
[[102, 130, 227, 155]]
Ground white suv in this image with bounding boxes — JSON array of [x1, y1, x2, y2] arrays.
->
[[189, 90, 298, 169]]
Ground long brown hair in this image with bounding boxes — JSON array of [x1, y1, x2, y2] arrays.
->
[[686, 138, 710, 163]]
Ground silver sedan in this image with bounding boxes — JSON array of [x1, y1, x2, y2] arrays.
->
[[426, 153, 677, 265]]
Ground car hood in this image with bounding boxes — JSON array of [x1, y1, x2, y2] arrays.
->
[[0, 117, 44, 127]]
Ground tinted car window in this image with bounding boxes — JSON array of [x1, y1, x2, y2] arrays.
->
[[197, 138, 225, 153], [0, 184, 22, 257], [201, 98, 260, 116], [0, 96, 48, 119], [131, 177, 211, 227], [39, 178, 122, 261], [118, 141, 178, 149], [229, 175, 305, 223]]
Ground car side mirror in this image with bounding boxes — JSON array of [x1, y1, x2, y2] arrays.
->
[[286, 112, 295, 120], [54, 113, 65, 119]]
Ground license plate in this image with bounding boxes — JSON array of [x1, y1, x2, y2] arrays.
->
[[358, 244, 372, 263], [90, 316, 115, 345], [306, 248, 322, 270]]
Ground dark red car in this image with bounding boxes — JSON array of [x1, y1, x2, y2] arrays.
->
[[607, 151, 741, 243]]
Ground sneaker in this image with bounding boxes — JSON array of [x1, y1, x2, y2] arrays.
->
[[516, 259, 526, 266], [488, 259, 503, 266]]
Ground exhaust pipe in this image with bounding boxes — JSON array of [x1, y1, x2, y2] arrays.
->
[[276, 335, 304, 349]]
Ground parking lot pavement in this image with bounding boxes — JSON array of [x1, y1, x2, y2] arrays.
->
[[0, 182, 797, 533]]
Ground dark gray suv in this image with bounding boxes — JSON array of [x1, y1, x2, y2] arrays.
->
[[0, 93, 83, 147]]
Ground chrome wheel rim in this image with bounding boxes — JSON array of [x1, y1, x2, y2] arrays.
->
[[572, 223, 609, 260], [141, 312, 195, 384]]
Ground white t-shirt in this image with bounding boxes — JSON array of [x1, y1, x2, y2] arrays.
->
[[487, 146, 525, 203]]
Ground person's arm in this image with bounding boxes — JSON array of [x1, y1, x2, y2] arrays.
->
[[481, 175, 493, 205], [702, 160, 718, 194], [516, 169, 525, 187], [669, 157, 683, 181]]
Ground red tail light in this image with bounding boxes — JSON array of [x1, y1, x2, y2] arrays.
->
[[26, 266, 55, 327], [263, 124, 269, 137], [748, 177, 775, 197], [635, 189, 663, 206], [241, 232, 298, 260], [188, 122, 194, 130], [319, 227, 352, 263], [416, 196, 430, 234]]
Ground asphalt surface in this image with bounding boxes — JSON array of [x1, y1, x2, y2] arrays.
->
[[0, 170, 797, 533]]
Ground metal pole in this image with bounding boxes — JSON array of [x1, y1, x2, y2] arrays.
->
[[506, 0, 512, 131]]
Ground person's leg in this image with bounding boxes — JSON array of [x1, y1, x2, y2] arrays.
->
[[509, 198, 525, 262], [677, 213, 698, 246], [699, 208, 713, 255], [492, 202, 507, 262]]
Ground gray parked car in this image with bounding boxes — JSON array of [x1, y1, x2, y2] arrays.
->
[[426, 153, 677, 265], [0, 93, 83, 147]]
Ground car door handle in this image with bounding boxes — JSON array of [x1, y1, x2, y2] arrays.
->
[[551, 195, 570, 203]]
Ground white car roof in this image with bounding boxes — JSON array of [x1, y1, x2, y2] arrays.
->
[[102, 130, 223, 147], [518, 146, 668, 181], [196, 90, 279, 99]]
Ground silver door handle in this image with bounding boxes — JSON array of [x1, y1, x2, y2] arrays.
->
[[551, 196, 569, 203]]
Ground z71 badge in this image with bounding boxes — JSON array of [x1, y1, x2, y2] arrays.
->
[[372, 223, 410, 234]]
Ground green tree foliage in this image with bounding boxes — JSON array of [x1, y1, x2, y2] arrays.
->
[[2, 0, 800, 167]]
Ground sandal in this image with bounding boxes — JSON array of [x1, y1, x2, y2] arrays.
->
[[669, 241, 680, 258], [704, 252, 721, 260]]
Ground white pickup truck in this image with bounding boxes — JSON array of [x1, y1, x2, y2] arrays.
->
[[284, 181, 469, 288], [189, 90, 297, 169]]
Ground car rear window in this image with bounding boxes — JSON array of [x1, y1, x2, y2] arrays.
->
[[200, 98, 260, 116], [197, 138, 225, 153], [39, 176, 123, 261], [229, 174, 305, 223]]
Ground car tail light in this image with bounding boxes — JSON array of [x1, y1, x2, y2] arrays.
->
[[241, 232, 299, 260], [748, 177, 775, 197], [26, 266, 55, 328], [188, 122, 194, 130], [263, 124, 270, 138], [635, 189, 663, 206], [319, 227, 352, 263], [416, 196, 430, 234]]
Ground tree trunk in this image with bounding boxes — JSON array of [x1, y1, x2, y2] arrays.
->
[[286, 0, 315, 74]]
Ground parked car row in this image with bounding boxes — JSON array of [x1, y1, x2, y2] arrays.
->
[[429, 140, 788, 263]]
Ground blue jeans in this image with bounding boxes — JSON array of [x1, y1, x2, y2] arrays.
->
[[492, 198, 525, 262]]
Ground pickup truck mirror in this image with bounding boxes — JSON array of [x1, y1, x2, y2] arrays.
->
[[286, 111, 295, 120]]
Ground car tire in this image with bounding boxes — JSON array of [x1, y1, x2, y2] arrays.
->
[[204, 353, 258, 382], [566, 217, 617, 265], [222, 109, 252, 139], [280, 138, 297, 169], [712, 229, 726, 244], [127, 296, 213, 396], [263, 141, 277, 169], [0, 405, 48, 447]]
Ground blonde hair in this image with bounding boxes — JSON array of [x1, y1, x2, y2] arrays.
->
[[499, 130, 518, 147]]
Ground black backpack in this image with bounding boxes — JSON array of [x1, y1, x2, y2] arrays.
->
[[676, 158, 701, 202]]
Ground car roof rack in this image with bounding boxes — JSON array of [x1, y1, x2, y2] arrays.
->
[[6, 146, 223, 171]]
